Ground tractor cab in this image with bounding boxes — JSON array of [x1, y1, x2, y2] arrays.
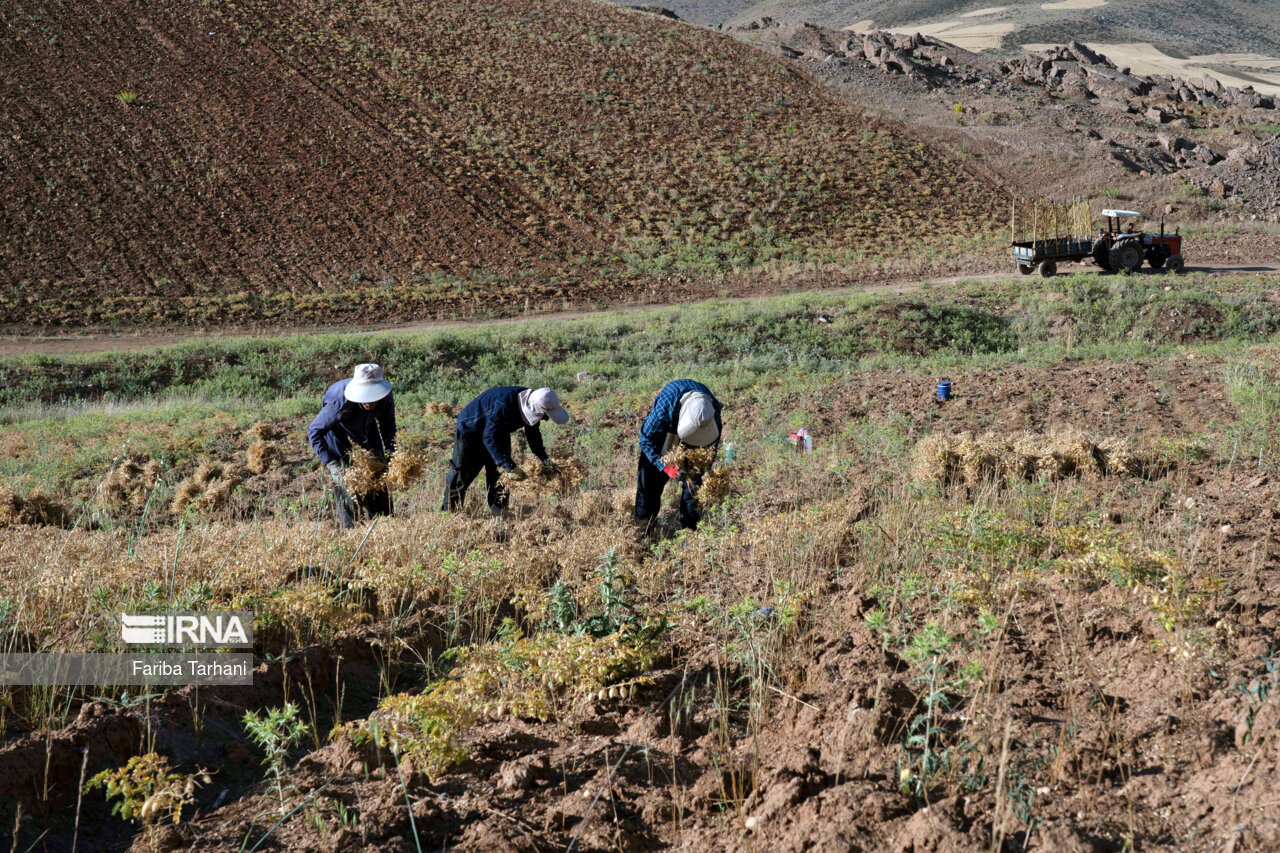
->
[[1092, 208, 1183, 273]]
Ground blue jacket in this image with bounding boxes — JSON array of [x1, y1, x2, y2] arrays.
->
[[639, 379, 722, 469], [308, 378, 397, 467], [456, 386, 548, 471]]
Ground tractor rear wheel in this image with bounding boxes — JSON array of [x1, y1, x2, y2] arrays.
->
[[1038, 259, 1057, 278], [1018, 263, 1034, 275], [1109, 241, 1143, 273], [1167, 254, 1185, 273], [1092, 240, 1112, 271]]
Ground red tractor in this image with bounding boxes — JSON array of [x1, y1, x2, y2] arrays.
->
[[1091, 209, 1184, 273]]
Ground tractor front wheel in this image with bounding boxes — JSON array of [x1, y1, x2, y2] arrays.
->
[[1018, 263, 1034, 275], [1038, 259, 1057, 278], [1167, 254, 1185, 273], [1148, 254, 1166, 270], [1109, 241, 1143, 273]]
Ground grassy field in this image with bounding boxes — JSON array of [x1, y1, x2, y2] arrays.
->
[[4, 272, 1280, 850]]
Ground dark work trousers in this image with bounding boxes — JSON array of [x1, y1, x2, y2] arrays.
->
[[441, 431, 509, 512], [333, 485, 391, 529], [634, 453, 703, 531]]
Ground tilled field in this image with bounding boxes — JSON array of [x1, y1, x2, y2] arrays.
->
[[0, 0, 1004, 330]]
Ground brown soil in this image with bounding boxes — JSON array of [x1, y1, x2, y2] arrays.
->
[[0, 0, 1005, 332]]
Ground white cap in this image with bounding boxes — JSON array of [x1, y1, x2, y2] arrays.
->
[[530, 387, 569, 424], [677, 392, 719, 446], [344, 363, 392, 404]]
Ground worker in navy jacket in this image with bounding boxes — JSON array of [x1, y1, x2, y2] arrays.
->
[[442, 386, 570, 513], [635, 379, 722, 531], [308, 363, 397, 528]]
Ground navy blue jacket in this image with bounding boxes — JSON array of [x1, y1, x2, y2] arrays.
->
[[639, 379, 722, 469], [456, 386, 548, 471], [308, 378, 397, 467]]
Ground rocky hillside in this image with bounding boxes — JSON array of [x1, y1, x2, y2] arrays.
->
[[734, 19, 1280, 217], [0, 0, 1004, 330]]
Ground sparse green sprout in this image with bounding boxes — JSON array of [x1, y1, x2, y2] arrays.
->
[[244, 702, 309, 817], [116, 90, 138, 106]]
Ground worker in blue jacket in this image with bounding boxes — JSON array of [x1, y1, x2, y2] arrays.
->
[[442, 386, 570, 513], [308, 363, 397, 528], [635, 379, 722, 531]]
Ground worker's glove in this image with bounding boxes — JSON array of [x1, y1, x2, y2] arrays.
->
[[506, 467, 528, 482], [326, 461, 345, 487], [540, 458, 557, 475], [663, 465, 680, 480]]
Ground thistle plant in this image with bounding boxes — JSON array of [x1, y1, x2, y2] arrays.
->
[[243, 703, 309, 817]]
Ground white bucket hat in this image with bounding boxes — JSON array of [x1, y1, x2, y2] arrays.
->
[[677, 392, 719, 446], [529, 387, 569, 424], [344, 363, 392, 404]]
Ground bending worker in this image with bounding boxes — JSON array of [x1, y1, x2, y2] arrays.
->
[[308, 363, 397, 528], [635, 379, 722, 531], [442, 386, 570, 513]]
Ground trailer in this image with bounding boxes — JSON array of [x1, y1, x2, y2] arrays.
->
[[1011, 236, 1094, 277], [1009, 199, 1094, 277]]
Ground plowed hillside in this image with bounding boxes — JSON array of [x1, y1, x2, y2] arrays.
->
[[0, 0, 1003, 329]]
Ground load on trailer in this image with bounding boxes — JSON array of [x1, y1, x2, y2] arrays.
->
[[1010, 200, 1184, 277]]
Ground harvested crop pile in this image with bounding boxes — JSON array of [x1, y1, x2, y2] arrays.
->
[[502, 456, 588, 497], [344, 449, 389, 498], [0, 487, 70, 527], [170, 462, 244, 515], [100, 459, 162, 508], [911, 428, 1148, 486], [245, 441, 281, 475], [423, 402, 457, 418]]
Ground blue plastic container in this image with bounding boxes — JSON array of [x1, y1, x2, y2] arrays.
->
[[937, 380, 952, 401]]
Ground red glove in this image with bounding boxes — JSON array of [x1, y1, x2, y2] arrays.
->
[[663, 465, 680, 479]]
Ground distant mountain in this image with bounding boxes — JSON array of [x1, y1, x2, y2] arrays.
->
[[627, 0, 1280, 59]]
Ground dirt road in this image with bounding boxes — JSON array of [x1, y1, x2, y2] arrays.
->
[[3, 260, 1278, 358]]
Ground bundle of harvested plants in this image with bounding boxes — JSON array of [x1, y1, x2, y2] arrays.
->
[[385, 446, 430, 491], [100, 458, 163, 508], [170, 462, 244, 515], [344, 448, 389, 498], [246, 441, 281, 475], [248, 422, 282, 441], [424, 402, 458, 418], [695, 466, 735, 504], [0, 487, 70, 527], [661, 444, 718, 474], [501, 455, 588, 496]]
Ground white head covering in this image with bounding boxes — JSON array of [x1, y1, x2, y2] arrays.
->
[[677, 392, 718, 446], [344, 363, 392, 404], [521, 387, 569, 425]]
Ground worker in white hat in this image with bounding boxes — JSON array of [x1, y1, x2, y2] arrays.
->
[[635, 379, 722, 531], [308, 363, 396, 528], [442, 385, 570, 513]]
